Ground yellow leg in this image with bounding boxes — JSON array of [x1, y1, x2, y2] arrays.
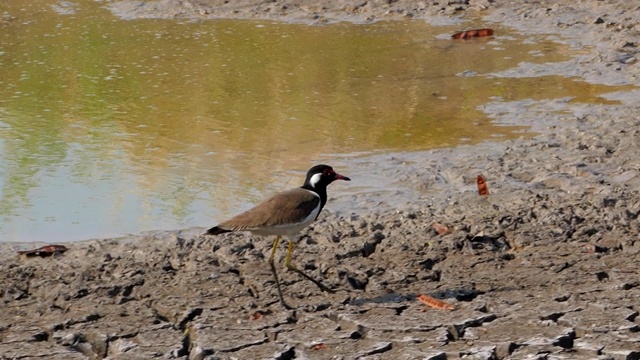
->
[[268, 236, 293, 309], [285, 240, 335, 294]]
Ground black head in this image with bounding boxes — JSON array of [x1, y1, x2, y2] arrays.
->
[[303, 164, 350, 190]]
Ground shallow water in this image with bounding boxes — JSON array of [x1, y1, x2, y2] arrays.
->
[[0, 0, 633, 242]]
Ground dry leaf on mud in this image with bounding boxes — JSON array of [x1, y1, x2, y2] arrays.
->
[[18, 245, 68, 257], [432, 223, 451, 235], [249, 310, 271, 320], [417, 294, 455, 310], [477, 175, 490, 196], [452, 28, 495, 39], [310, 343, 326, 350]]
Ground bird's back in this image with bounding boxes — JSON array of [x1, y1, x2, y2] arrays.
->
[[207, 188, 321, 237]]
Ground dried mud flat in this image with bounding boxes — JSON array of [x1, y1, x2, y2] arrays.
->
[[2, 1, 640, 359]]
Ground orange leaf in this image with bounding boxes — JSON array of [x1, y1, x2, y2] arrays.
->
[[432, 223, 450, 235], [477, 175, 489, 196], [18, 245, 69, 257], [310, 343, 326, 350], [417, 294, 455, 310], [249, 310, 271, 320], [452, 28, 495, 40]]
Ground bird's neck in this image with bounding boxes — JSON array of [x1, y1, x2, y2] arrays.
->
[[302, 184, 328, 212]]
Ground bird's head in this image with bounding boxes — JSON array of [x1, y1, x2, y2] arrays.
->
[[305, 164, 350, 189]]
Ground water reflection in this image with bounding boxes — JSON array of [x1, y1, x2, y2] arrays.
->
[[0, 0, 632, 242]]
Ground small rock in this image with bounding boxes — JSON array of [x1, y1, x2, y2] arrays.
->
[[354, 341, 392, 357], [573, 339, 604, 355], [423, 352, 447, 360], [108, 338, 138, 355], [460, 345, 496, 360], [618, 54, 637, 64], [495, 342, 519, 358]]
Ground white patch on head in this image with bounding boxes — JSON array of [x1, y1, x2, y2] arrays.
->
[[309, 173, 323, 189]]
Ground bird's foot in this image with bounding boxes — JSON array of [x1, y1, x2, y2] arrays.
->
[[280, 299, 296, 310], [317, 283, 336, 294]]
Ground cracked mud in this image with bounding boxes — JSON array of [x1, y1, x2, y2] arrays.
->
[[2, 1, 640, 359]]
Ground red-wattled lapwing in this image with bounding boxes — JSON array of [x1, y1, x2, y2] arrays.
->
[[204, 164, 350, 309]]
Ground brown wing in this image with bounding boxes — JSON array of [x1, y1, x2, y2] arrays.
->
[[217, 188, 320, 231]]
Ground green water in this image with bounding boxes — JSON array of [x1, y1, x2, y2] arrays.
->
[[0, 1, 631, 242]]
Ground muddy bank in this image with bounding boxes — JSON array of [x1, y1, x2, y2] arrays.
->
[[107, 0, 494, 23], [2, 1, 640, 359]]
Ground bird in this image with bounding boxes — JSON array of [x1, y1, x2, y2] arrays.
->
[[204, 164, 350, 309]]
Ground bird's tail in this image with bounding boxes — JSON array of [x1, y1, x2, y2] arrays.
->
[[205, 226, 231, 235]]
